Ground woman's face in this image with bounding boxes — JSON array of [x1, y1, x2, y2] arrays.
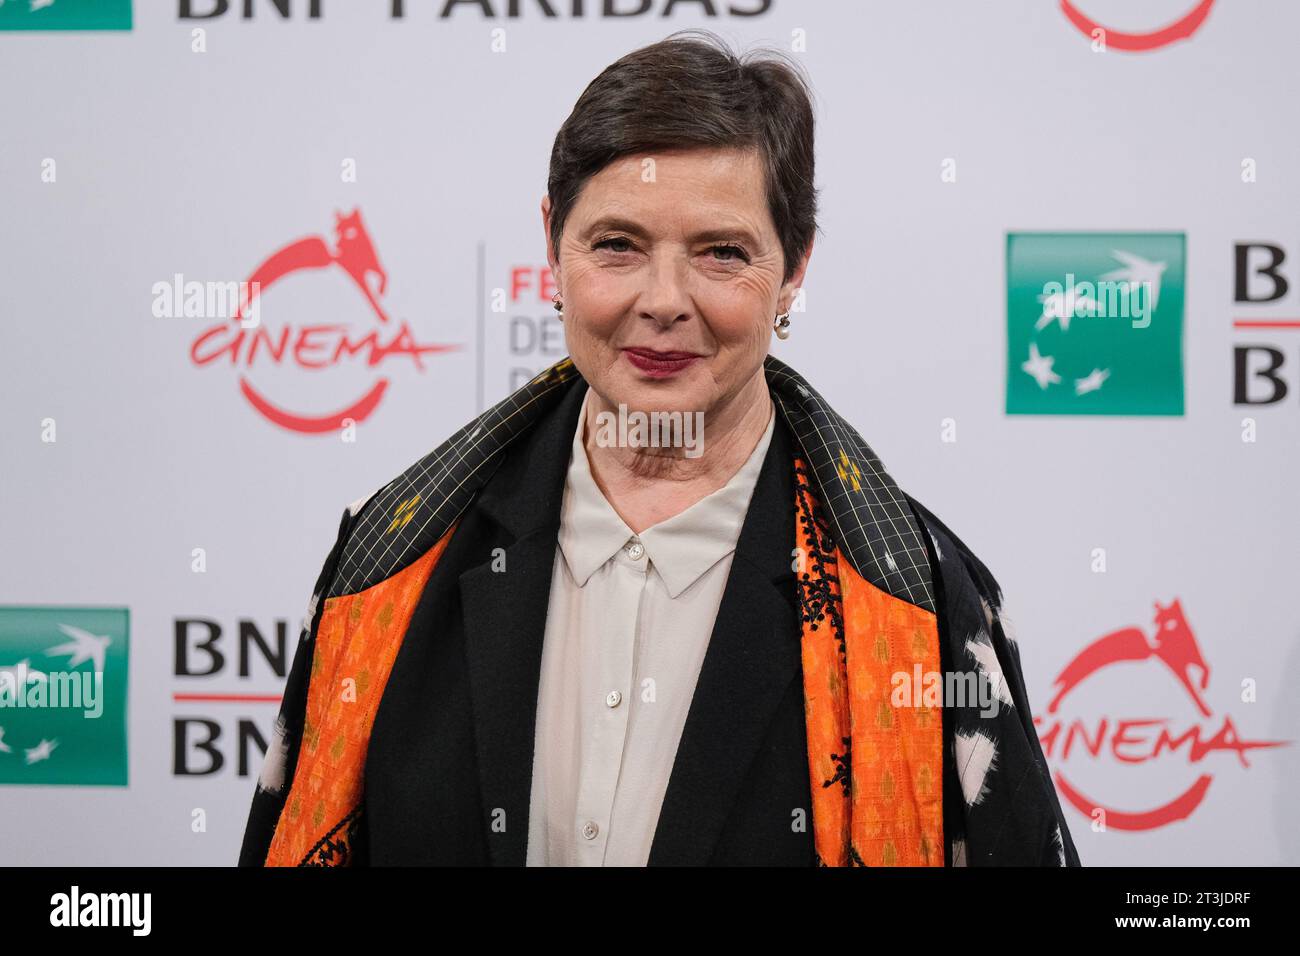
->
[[543, 146, 812, 428]]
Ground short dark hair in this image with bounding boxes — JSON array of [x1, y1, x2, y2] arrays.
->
[[546, 29, 820, 286]]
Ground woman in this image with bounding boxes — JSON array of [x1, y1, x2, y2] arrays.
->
[[239, 30, 1079, 868]]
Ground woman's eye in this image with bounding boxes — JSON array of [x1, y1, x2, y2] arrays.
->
[[595, 237, 634, 253], [710, 244, 748, 263]]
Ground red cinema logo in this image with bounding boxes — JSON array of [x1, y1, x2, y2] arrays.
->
[[190, 210, 456, 433], [1060, 0, 1215, 52], [1035, 598, 1287, 831]]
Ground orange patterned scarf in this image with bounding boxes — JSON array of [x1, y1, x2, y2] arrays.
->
[[794, 458, 943, 866]]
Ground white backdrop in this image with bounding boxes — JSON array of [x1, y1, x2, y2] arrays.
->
[[1, 0, 1297, 865]]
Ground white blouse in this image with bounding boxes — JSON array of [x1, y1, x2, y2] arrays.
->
[[525, 388, 776, 866]]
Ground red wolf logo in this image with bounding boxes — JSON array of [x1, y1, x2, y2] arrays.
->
[[192, 209, 456, 433], [235, 210, 391, 326], [1048, 598, 1211, 717], [1038, 597, 1286, 831]]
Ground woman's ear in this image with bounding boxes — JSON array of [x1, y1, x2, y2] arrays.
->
[[541, 195, 559, 279], [781, 237, 814, 311]]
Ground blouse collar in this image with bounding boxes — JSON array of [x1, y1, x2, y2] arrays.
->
[[557, 388, 776, 599]]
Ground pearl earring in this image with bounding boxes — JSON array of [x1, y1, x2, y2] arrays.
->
[[774, 310, 791, 340]]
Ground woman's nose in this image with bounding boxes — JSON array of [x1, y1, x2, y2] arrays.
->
[[637, 256, 692, 327]]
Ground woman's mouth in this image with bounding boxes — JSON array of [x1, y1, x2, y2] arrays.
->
[[622, 347, 701, 378]]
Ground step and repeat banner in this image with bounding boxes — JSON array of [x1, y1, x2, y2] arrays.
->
[[1, 0, 1297, 866]]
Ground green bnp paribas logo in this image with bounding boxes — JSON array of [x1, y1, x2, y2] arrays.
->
[[0, 607, 129, 786], [0, 0, 131, 31], [1006, 233, 1186, 416]]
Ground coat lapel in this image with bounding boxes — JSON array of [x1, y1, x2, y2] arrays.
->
[[647, 411, 801, 865], [457, 377, 588, 866]]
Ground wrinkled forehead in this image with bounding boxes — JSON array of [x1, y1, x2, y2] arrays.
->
[[568, 146, 772, 237]]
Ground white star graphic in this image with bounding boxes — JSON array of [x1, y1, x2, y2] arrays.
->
[[46, 623, 111, 671], [1100, 249, 1166, 312], [25, 738, 58, 765], [1075, 368, 1110, 395], [1035, 289, 1097, 332], [1021, 343, 1061, 389], [0, 727, 10, 754]]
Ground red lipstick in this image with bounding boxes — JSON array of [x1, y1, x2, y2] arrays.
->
[[622, 347, 701, 378]]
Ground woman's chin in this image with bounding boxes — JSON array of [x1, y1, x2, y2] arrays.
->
[[597, 368, 702, 411]]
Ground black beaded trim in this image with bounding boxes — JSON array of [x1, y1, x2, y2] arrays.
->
[[795, 460, 855, 810], [794, 461, 846, 665], [824, 735, 852, 796], [299, 805, 364, 867]]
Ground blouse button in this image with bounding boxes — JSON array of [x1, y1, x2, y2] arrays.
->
[[625, 540, 645, 560], [582, 820, 599, 840], [606, 690, 622, 708]]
